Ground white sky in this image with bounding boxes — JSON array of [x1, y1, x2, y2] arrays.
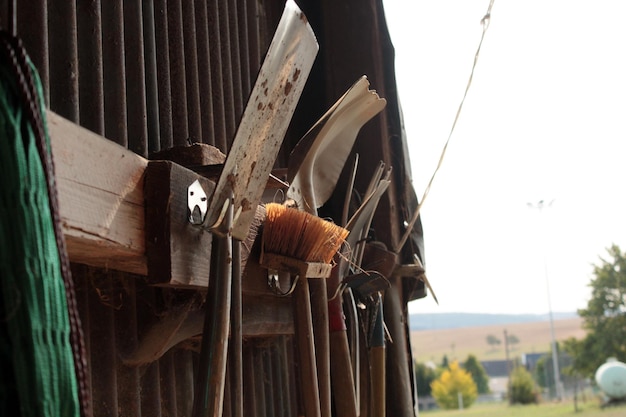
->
[[383, 0, 626, 314]]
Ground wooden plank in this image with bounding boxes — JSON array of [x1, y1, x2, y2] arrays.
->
[[259, 253, 332, 279], [48, 111, 291, 297], [242, 295, 293, 337], [144, 160, 216, 287], [48, 111, 148, 274]]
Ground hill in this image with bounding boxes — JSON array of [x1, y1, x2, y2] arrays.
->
[[410, 316, 586, 363], [408, 312, 579, 331]]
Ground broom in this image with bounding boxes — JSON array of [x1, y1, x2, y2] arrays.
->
[[263, 203, 348, 263], [261, 203, 349, 417]]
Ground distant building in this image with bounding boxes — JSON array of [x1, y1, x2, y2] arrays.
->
[[481, 359, 517, 378], [522, 352, 546, 372]]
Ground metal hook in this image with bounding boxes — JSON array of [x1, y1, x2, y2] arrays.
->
[[268, 271, 299, 297], [187, 180, 208, 225]]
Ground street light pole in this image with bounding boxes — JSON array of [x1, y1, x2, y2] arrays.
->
[[528, 199, 564, 401]]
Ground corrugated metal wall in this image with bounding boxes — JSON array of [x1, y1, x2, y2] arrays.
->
[[16, 0, 277, 157], [3, 0, 423, 416], [12, 2, 299, 416], [71, 264, 297, 417]]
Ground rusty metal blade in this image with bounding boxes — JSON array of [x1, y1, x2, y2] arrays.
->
[[287, 76, 386, 214], [204, 0, 318, 239]]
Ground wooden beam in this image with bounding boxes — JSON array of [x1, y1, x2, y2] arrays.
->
[[49, 113, 302, 339], [49, 111, 148, 275], [144, 160, 216, 287], [49, 111, 281, 291]]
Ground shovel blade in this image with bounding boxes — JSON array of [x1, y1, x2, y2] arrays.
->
[[205, 0, 318, 240]]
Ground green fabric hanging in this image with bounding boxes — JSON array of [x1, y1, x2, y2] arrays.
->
[[0, 41, 80, 416]]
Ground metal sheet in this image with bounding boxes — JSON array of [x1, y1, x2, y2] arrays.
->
[[182, 0, 202, 142], [207, 0, 228, 150], [142, 0, 161, 153], [204, 0, 318, 239], [17, 1, 49, 105], [194, 0, 216, 146], [124, 0, 148, 157], [76, 0, 104, 136], [154, 0, 173, 149], [48, 0, 78, 122], [167, 0, 189, 144], [102, 0, 128, 146]]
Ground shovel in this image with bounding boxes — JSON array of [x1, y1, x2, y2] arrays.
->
[[337, 165, 391, 416], [189, 1, 318, 416], [287, 76, 385, 417]]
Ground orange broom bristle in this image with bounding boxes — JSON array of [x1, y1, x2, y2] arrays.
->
[[263, 203, 349, 264]]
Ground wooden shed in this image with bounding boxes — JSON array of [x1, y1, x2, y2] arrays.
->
[[0, 1, 428, 416]]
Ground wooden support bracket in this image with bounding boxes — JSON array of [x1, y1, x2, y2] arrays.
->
[[49, 112, 296, 337], [259, 252, 333, 279], [49, 111, 285, 291], [144, 160, 217, 287]]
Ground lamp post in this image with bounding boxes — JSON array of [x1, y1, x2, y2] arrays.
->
[[527, 199, 564, 401]]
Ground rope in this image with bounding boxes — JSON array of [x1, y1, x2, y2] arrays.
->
[[0, 30, 90, 417], [395, 0, 496, 254]]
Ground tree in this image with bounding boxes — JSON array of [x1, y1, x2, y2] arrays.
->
[[463, 354, 490, 394], [509, 366, 539, 404], [441, 354, 449, 368], [533, 355, 548, 388], [565, 245, 626, 377], [431, 361, 478, 409], [486, 334, 501, 351], [414, 361, 437, 397], [533, 345, 562, 395], [506, 334, 520, 350]]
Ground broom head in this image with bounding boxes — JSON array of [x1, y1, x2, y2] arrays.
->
[[262, 203, 349, 264]]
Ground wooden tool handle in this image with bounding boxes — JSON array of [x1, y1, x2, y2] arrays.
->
[[294, 276, 321, 417]]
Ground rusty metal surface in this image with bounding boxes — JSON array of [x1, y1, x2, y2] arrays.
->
[[142, 0, 161, 152], [167, 0, 189, 145], [234, 0, 250, 112], [154, 0, 173, 149], [74, 265, 201, 417], [76, 0, 104, 136], [203, 0, 318, 239], [13, 0, 424, 416], [17, 0, 49, 104], [124, 0, 148, 157], [182, 0, 202, 143], [102, 0, 128, 146], [217, 0, 237, 141], [194, 0, 216, 147], [207, 0, 228, 151], [14, 1, 292, 416], [48, 0, 78, 122]]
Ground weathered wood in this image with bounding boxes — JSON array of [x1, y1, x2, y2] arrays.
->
[[50, 111, 285, 287], [149, 142, 226, 166], [49, 111, 256, 287], [259, 253, 332, 279], [242, 295, 294, 337], [144, 160, 216, 287], [293, 276, 322, 417], [49, 111, 148, 274], [122, 293, 294, 367]]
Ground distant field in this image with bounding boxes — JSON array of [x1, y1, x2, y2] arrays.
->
[[410, 317, 586, 363], [421, 400, 626, 417]]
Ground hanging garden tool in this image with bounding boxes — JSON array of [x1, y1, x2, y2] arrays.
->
[[337, 164, 392, 416], [187, 1, 318, 416], [286, 75, 386, 417], [261, 203, 349, 417]]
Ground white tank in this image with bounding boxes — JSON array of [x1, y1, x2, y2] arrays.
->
[[595, 358, 626, 400]]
